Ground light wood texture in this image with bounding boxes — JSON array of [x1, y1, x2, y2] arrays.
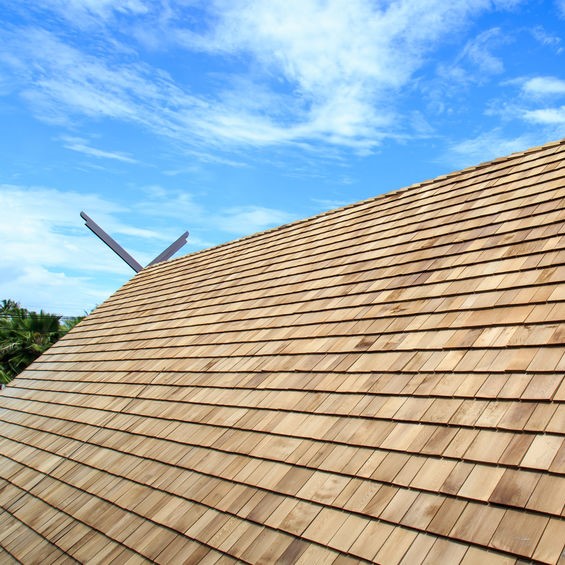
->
[[1, 138, 564, 563]]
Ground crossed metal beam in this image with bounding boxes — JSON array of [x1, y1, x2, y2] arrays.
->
[[81, 211, 188, 273]]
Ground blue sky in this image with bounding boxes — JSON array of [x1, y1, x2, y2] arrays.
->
[[1, 0, 564, 315]]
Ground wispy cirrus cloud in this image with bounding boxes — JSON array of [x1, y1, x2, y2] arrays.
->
[[0, 27, 207, 134], [490, 75, 565, 128], [212, 206, 297, 235], [531, 26, 562, 50], [311, 198, 355, 212], [434, 26, 510, 97], [171, 0, 523, 152], [486, 75, 565, 121], [61, 136, 139, 163], [460, 28, 507, 76], [0, 1, 527, 156], [449, 71, 565, 167], [446, 129, 535, 168], [0, 185, 132, 314], [24, 0, 150, 27], [134, 185, 296, 236], [0, 182, 299, 313]]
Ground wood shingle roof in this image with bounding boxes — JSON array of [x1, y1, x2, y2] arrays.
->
[[1, 138, 564, 564]]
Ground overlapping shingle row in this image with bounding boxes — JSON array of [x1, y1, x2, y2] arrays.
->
[[1, 139, 564, 563]]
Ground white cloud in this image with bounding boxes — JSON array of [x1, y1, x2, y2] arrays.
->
[[557, 0, 565, 18], [0, 185, 138, 272], [0, 183, 299, 313], [0, 1, 524, 155], [61, 136, 139, 163], [531, 26, 562, 48], [0, 265, 108, 317], [0, 184, 192, 312], [32, 0, 150, 26], [434, 27, 508, 94], [180, 0, 512, 150], [460, 28, 506, 75], [523, 106, 565, 125], [485, 75, 565, 132], [15, 28, 201, 127], [0, 185, 134, 314], [486, 75, 565, 133], [446, 129, 534, 168], [312, 198, 354, 211], [212, 206, 297, 235], [135, 187, 205, 222], [135, 185, 297, 236], [522, 76, 565, 97], [0, 184, 192, 314]]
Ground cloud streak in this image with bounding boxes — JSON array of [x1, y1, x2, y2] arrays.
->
[[0, 182, 299, 313], [0, 1, 526, 156], [61, 136, 139, 163], [0, 185, 133, 314], [170, 0, 524, 151], [523, 107, 565, 125], [447, 129, 535, 167], [522, 76, 565, 97]]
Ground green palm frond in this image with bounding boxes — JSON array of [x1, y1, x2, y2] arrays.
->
[[0, 303, 65, 383]]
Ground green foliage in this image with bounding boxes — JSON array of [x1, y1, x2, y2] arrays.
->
[[0, 299, 85, 384], [60, 316, 85, 333]]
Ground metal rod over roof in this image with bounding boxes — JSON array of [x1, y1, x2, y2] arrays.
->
[[147, 231, 189, 267], [80, 211, 188, 273]]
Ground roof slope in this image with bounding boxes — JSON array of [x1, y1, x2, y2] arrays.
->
[[1, 139, 565, 564]]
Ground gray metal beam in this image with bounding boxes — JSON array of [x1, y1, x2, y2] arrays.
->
[[147, 231, 189, 267], [80, 211, 144, 273]]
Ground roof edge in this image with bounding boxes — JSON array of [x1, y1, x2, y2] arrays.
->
[[143, 136, 565, 274]]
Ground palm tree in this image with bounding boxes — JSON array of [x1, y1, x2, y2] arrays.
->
[[0, 307, 62, 383], [0, 299, 22, 316], [60, 315, 85, 334]]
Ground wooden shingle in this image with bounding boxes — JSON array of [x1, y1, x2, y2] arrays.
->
[[1, 138, 564, 563]]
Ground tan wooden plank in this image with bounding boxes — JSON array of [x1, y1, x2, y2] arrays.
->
[[450, 503, 505, 546], [328, 513, 370, 553], [458, 465, 505, 501], [525, 474, 565, 515], [459, 546, 517, 565], [531, 518, 565, 564], [421, 538, 468, 565], [373, 526, 418, 565], [521, 435, 563, 469], [348, 519, 395, 561], [400, 492, 443, 530], [399, 532, 437, 565], [489, 509, 548, 558], [489, 469, 541, 509], [427, 498, 468, 537]]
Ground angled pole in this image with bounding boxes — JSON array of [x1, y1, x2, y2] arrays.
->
[[80, 211, 143, 273], [147, 231, 189, 267]]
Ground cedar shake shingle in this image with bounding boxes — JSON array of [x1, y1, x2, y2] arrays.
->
[[1, 138, 564, 563]]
